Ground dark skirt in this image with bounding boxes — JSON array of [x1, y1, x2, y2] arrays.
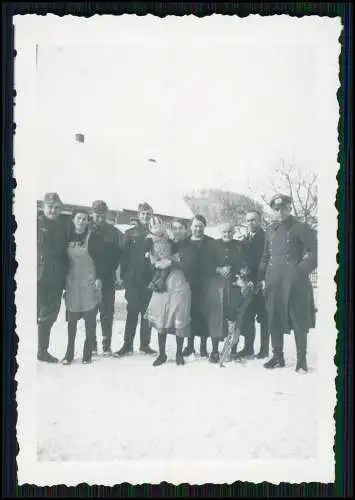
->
[[189, 283, 211, 338], [204, 275, 244, 340]]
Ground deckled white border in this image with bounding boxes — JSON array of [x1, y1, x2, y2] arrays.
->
[[14, 14, 341, 485]]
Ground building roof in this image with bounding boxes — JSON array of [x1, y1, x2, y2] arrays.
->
[[37, 200, 191, 222]]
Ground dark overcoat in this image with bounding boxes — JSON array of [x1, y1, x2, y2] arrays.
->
[[258, 216, 317, 334], [184, 235, 217, 338], [204, 239, 245, 339], [120, 223, 153, 310], [37, 214, 69, 286], [37, 214, 69, 323]]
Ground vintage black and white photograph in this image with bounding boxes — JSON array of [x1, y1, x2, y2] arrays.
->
[[15, 14, 340, 485]]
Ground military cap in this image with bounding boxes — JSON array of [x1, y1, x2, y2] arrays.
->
[[138, 202, 153, 213], [92, 200, 109, 214], [43, 192, 62, 205], [269, 193, 292, 209]]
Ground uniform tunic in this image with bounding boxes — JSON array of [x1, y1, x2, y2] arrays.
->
[[120, 223, 153, 312], [89, 222, 122, 349], [204, 240, 244, 339], [90, 222, 122, 283], [259, 216, 317, 334]]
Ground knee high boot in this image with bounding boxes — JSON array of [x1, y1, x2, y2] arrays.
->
[[37, 321, 58, 363], [264, 331, 285, 369], [200, 337, 209, 358], [209, 338, 220, 363], [182, 335, 195, 357], [153, 333, 167, 366], [176, 337, 185, 365], [83, 316, 96, 363], [295, 329, 308, 372], [63, 320, 77, 363]]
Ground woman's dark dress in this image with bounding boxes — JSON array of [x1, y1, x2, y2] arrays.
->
[[184, 236, 216, 339], [205, 239, 244, 340]]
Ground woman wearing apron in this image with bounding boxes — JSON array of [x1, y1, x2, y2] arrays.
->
[[62, 209, 103, 365]]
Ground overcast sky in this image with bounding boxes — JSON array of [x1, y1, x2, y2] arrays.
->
[[33, 16, 340, 217]]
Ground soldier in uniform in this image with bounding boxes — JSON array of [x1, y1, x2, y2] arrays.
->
[[37, 192, 69, 362], [259, 194, 317, 373], [113, 203, 157, 357], [90, 200, 123, 356], [233, 210, 269, 359]]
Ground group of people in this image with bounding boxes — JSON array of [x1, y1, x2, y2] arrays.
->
[[37, 191, 317, 373]]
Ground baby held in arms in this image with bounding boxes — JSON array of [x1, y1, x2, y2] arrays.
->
[[144, 216, 174, 293]]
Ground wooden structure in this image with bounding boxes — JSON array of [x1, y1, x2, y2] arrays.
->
[[36, 201, 191, 229]]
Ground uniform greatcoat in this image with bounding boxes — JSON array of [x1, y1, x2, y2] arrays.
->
[[259, 216, 317, 335], [37, 214, 69, 324]]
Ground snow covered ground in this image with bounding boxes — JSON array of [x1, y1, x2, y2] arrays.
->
[[37, 291, 319, 462]]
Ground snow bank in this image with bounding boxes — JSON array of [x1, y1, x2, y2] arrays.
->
[[37, 292, 319, 461]]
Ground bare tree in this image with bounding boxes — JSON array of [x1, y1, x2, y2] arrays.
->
[[253, 160, 318, 228]]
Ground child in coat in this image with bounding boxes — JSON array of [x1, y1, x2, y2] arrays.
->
[[144, 216, 173, 293]]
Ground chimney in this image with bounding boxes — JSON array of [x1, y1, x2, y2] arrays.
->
[[75, 133, 85, 143]]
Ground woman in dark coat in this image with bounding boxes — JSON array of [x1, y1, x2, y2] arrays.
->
[[62, 209, 105, 365], [182, 215, 217, 358], [204, 223, 244, 363]]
